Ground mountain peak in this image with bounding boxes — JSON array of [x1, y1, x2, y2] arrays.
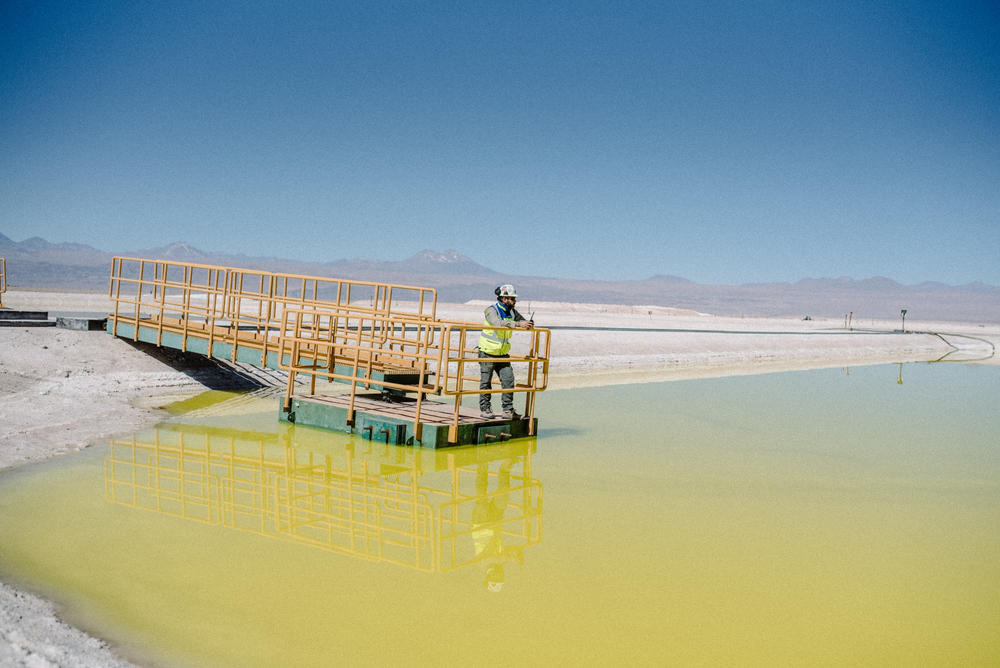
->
[[397, 249, 497, 275], [411, 249, 472, 264], [793, 276, 903, 291], [857, 276, 903, 291], [141, 241, 211, 259]]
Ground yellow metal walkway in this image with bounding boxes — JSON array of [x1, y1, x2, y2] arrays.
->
[[107, 257, 550, 446]]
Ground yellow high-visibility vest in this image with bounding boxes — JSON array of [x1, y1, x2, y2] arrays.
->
[[478, 303, 514, 355]]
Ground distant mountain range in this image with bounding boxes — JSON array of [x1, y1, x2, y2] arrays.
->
[[2, 233, 998, 322]]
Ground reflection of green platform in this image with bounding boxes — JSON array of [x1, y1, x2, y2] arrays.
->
[[280, 393, 537, 448], [156, 420, 536, 471], [108, 320, 424, 385]]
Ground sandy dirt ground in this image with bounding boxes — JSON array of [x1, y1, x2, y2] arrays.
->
[[1, 289, 997, 667]]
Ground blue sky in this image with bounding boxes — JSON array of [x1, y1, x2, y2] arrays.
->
[[2, 1, 998, 285]]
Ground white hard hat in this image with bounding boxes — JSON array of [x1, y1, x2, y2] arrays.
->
[[496, 284, 517, 298]]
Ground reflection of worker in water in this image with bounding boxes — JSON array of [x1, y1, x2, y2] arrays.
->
[[472, 458, 523, 591]]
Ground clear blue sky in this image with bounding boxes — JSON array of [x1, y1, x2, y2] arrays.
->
[[2, 1, 998, 285]]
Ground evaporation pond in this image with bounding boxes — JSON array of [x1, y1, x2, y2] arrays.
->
[[0, 363, 998, 666]]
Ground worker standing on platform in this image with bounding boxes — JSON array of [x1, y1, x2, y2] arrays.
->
[[478, 284, 533, 419]]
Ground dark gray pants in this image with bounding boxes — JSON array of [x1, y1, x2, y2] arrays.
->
[[478, 350, 514, 412]]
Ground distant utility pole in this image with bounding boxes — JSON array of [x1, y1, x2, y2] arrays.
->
[[900, 309, 907, 332]]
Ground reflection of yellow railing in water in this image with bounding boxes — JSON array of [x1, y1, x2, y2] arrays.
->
[[278, 308, 551, 442], [107, 256, 439, 367], [0, 257, 6, 307], [105, 425, 541, 573]]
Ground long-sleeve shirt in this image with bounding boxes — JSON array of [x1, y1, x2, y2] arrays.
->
[[484, 301, 528, 328]]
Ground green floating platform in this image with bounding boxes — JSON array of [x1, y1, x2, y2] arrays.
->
[[280, 393, 537, 449]]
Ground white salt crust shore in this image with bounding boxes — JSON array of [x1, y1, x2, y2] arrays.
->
[[1, 290, 997, 667]]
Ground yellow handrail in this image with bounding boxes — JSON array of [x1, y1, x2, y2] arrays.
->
[[438, 322, 550, 442], [278, 309, 550, 443], [278, 307, 446, 440], [108, 256, 438, 365], [108, 257, 549, 444]]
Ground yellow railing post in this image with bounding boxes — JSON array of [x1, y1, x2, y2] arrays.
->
[[132, 259, 144, 341], [282, 309, 298, 412], [108, 257, 122, 336]]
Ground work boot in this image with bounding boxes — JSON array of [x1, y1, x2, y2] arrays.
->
[[480, 411, 496, 419], [502, 409, 521, 420]]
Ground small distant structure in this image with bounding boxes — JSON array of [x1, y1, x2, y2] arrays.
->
[[0, 257, 6, 307]]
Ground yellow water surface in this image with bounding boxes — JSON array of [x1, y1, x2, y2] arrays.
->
[[0, 363, 997, 666]]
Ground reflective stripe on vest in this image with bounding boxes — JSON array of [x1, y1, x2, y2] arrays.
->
[[478, 304, 514, 355]]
